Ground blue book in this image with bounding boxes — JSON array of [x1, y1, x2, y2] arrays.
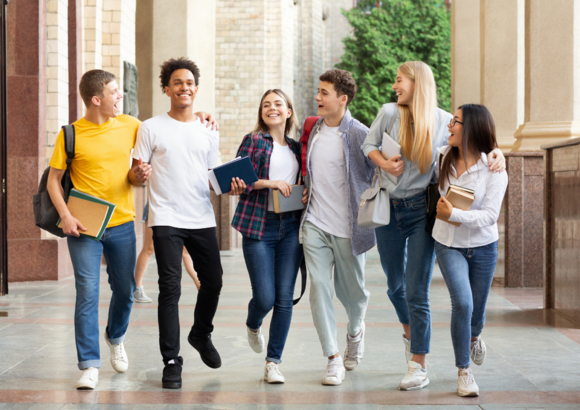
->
[[208, 156, 258, 195]]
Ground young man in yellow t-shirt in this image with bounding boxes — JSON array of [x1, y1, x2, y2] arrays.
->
[[47, 69, 216, 390]]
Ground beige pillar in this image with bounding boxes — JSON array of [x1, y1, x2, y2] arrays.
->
[[513, 0, 580, 151], [83, 0, 103, 72], [102, 0, 136, 110], [480, 0, 525, 151], [451, 0, 481, 112]]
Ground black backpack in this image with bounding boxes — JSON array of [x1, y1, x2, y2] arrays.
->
[[33, 125, 75, 238]]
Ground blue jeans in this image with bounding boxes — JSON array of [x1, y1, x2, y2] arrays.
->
[[242, 212, 303, 363], [375, 191, 435, 355], [67, 221, 137, 370], [434, 240, 498, 368]]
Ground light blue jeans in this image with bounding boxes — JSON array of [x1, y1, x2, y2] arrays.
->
[[375, 191, 435, 355], [434, 240, 498, 368], [303, 221, 369, 357], [67, 221, 137, 370]]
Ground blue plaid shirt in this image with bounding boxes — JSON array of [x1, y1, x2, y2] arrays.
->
[[299, 109, 377, 256], [231, 131, 301, 240]]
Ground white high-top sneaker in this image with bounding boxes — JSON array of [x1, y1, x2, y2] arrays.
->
[[398, 361, 429, 390], [457, 368, 479, 397], [105, 332, 128, 373], [76, 367, 99, 390], [344, 321, 365, 370]]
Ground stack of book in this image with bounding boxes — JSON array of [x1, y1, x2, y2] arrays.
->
[[436, 184, 475, 227], [58, 189, 116, 240]]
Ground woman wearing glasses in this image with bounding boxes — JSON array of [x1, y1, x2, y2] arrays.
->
[[361, 61, 505, 391]]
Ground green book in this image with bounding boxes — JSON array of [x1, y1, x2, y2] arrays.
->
[[57, 188, 116, 241]]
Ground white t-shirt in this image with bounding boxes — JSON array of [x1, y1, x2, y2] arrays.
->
[[133, 113, 221, 229], [267, 141, 299, 212], [305, 122, 349, 238]]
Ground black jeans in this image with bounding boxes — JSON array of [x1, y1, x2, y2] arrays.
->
[[152, 226, 223, 365]]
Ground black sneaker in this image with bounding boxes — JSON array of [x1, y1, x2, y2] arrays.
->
[[162, 363, 182, 389], [188, 333, 222, 369]]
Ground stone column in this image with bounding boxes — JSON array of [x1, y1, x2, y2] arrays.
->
[[68, 0, 83, 123], [480, 0, 525, 151], [7, 0, 73, 281], [83, 0, 103, 72], [513, 0, 580, 151], [451, 0, 480, 112]]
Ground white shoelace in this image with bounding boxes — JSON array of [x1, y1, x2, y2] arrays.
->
[[460, 369, 475, 385], [472, 339, 483, 357], [346, 338, 361, 360], [266, 363, 282, 377], [113, 344, 126, 362], [326, 360, 343, 378]]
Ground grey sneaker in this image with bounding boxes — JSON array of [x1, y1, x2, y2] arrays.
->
[[470, 336, 486, 366], [134, 286, 152, 303]]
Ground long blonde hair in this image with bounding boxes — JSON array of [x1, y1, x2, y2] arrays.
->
[[397, 62, 437, 175]]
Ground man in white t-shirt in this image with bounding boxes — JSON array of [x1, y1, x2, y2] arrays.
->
[[299, 69, 376, 385], [131, 58, 245, 389]]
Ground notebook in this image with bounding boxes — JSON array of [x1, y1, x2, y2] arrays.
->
[[208, 156, 258, 195], [380, 132, 401, 185], [436, 185, 475, 227], [57, 189, 116, 241], [272, 185, 306, 213]]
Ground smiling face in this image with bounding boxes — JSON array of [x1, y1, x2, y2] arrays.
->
[[261, 92, 291, 131], [448, 109, 464, 148], [392, 69, 415, 106], [315, 81, 347, 119], [92, 80, 122, 118], [165, 68, 198, 108]]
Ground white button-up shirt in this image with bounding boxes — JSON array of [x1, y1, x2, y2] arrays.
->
[[432, 146, 508, 248]]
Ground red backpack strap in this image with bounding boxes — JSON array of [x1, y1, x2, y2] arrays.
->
[[300, 116, 320, 176]]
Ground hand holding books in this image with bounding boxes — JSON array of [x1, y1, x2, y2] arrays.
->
[[436, 185, 476, 227]]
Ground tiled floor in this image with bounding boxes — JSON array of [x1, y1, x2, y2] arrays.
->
[[1, 248, 580, 409]]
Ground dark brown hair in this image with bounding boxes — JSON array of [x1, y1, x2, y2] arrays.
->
[[79, 69, 116, 107], [159, 57, 200, 92], [253, 89, 299, 137], [319, 69, 357, 106], [439, 104, 498, 190]]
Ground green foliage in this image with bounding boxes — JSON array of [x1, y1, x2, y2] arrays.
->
[[337, 0, 451, 127]]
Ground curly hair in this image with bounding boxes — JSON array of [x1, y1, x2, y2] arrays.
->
[[159, 57, 200, 93], [319, 69, 357, 106]]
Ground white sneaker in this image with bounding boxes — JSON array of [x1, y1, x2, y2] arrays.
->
[[76, 367, 99, 390], [263, 362, 285, 384], [133, 286, 152, 303], [457, 368, 479, 396], [344, 321, 365, 370], [104, 332, 128, 373], [398, 361, 429, 391], [247, 327, 265, 353], [402, 334, 413, 363], [321, 357, 346, 386], [470, 336, 486, 366]]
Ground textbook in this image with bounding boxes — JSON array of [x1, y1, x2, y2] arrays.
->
[[57, 188, 116, 241], [208, 156, 258, 195], [272, 185, 306, 213], [436, 185, 475, 227], [380, 132, 401, 185]]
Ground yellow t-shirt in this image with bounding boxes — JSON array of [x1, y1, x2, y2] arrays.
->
[[49, 114, 141, 227]]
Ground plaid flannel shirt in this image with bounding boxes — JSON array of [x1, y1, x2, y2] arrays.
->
[[231, 131, 301, 240]]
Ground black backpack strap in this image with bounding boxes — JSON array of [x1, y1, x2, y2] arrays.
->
[[293, 256, 307, 306], [62, 125, 75, 201]]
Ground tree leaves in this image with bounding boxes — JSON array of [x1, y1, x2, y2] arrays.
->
[[337, 0, 451, 126]]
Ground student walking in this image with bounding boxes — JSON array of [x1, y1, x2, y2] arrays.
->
[[300, 69, 376, 386], [134, 202, 200, 304], [361, 61, 506, 391], [232, 89, 303, 383], [47, 70, 145, 390], [132, 57, 244, 389], [433, 104, 507, 397]]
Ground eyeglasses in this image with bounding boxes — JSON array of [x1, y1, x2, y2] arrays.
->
[[449, 118, 464, 127]]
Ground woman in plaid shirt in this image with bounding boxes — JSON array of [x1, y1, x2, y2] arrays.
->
[[231, 89, 303, 384]]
